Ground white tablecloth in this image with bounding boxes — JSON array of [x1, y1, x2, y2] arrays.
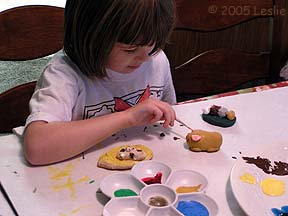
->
[[1, 87, 288, 216], [0, 186, 15, 216]]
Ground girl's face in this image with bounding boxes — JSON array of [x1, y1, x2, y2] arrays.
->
[[106, 43, 155, 73]]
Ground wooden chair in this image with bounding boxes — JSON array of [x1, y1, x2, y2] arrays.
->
[[0, 5, 64, 133], [164, 0, 285, 101]]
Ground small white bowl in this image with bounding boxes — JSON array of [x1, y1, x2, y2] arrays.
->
[[147, 206, 182, 216], [140, 184, 177, 208], [131, 160, 172, 185], [166, 170, 208, 194], [103, 196, 149, 216], [100, 173, 145, 198], [175, 193, 219, 216]]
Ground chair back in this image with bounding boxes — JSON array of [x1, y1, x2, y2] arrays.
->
[[164, 0, 277, 100], [0, 5, 64, 132]]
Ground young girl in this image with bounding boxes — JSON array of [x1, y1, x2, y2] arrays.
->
[[24, 0, 177, 165]]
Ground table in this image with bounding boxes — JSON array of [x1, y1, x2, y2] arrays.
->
[[0, 185, 15, 216], [1, 85, 288, 216]]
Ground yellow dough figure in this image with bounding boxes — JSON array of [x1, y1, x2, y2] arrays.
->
[[97, 144, 153, 170], [186, 130, 222, 152]]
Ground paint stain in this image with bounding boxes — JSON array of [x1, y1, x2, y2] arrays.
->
[[32, 187, 37, 193], [58, 204, 94, 216], [160, 132, 165, 137], [240, 173, 286, 196], [71, 206, 85, 214], [240, 173, 257, 184], [53, 176, 89, 198], [260, 178, 285, 196], [48, 163, 74, 181], [89, 180, 95, 184], [176, 184, 202, 193], [271, 205, 288, 216], [242, 156, 288, 176]]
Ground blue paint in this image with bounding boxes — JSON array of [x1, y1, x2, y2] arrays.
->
[[177, 200, 209, 216], [271, 206, 288, 216]]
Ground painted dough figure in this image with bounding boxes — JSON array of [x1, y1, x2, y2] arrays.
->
[[97, 144, 153, 170], [116, 145, 146, 161], [202, 105, 236, 127]]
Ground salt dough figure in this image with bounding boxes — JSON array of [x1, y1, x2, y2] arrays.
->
[[97, 144, 153, 170], [202, 105, 236, 127], [186, 130, 222, 152], [116, 146, 146, 161]]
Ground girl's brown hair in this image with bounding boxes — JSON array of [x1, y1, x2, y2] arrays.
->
[[63, 0, 175, 78]]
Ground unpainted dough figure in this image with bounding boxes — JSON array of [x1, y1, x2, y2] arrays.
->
[[186, 130, 222, 152]]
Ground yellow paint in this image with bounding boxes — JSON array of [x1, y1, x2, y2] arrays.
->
[[71, 207, 82, 214], [53, 176, 89, 198], [240, 173, 257, 184], [176, 184, 202, 193], [260, 178, 285, 196], [58, 204, 94, 216], [71, 205, 90, 214], [48, 163, 74, 181]]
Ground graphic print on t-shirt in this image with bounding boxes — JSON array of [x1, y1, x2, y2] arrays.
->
[[114, 85, 150, 112], [82, 85, 163, 119]]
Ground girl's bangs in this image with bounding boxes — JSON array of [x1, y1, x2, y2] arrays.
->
[[117, 1, 173, 51], [117, 21, 160, 47]]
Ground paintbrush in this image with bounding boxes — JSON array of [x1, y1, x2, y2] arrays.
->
[[175, 118, 193, 131]]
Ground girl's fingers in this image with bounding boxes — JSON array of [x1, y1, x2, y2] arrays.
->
[[137, 98, 176, 127], [161, 108, 172, 128], [155, 102, 174, 128], [169, 108, 176, 126], [149, 106, 163, 123]]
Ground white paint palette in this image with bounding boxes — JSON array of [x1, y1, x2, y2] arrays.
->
[[100, 160, 218, 216], [230, 143, 288, 216]]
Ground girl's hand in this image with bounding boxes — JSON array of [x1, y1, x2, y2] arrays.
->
[[124, 98, 176, 128]]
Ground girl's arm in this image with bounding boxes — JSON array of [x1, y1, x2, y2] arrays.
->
[[23, 98, 175, 165]]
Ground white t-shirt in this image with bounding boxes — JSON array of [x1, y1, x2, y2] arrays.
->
[[26, 50, 176, 126]]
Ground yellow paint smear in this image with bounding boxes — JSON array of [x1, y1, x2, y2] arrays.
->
[[176, 184, 202, 193], [240, 173, 257, 184], [58, 204, 94, 216], [260, 178, 285, 196], [53, 176, 89, 198], [48, 163, 75, 181]]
